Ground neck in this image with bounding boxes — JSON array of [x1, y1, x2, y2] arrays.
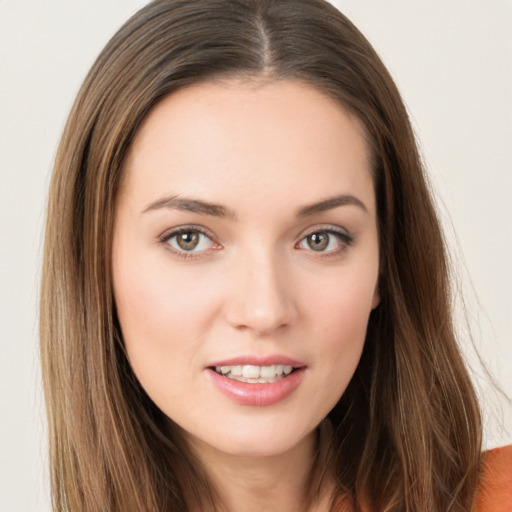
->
[[187, 428, 333, 512]]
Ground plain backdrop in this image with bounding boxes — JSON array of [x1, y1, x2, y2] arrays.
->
[[0, 1, 510, 510]]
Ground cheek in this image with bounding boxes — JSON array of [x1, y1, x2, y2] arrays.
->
[[114, 242, 219, 334], [301, 267, 377, 395], [306, 267, 377, 337], [112, 250, 221, 387], [314, 292, 370, 374]]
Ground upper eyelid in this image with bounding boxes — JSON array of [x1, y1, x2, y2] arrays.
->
[[159, 227, 220, 259], [159, 224, 217, 242], [296, 225, 355, 251], [298, 224, 352, 239], [157, 224, 353, 247]]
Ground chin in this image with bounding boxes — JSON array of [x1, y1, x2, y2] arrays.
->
[[209, 425, 315, 460]]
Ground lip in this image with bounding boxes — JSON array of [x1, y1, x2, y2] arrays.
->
[[205, 355, 307, 406]]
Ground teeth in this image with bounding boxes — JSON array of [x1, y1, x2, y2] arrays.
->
[[243, 365, 260, 379], [260, 365, 275, 378], [229, 365, 243, 376], [214, 364, 296, 382]]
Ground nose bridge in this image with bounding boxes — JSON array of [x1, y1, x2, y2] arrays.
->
[[226, 242, 296, 335]]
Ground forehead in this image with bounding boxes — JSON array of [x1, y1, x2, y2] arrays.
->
[[120, 78, 374, 216]]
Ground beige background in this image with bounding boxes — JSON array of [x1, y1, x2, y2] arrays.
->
[[0, 1, 510, 510]]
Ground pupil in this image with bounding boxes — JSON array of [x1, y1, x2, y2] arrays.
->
[[178, 232, 199, 250], [308, 232, 328, 251]]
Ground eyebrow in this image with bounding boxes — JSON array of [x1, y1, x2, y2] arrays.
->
[[142, 193, 367, 219], [142, 196, 236, 219], [296, 194, 368, 217]]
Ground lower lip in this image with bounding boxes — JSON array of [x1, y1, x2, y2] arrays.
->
[[206, 367, 306, 406]]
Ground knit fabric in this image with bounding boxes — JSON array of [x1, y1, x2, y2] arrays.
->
[[331, 445, 512, 512], [474, 444, 512, 512]]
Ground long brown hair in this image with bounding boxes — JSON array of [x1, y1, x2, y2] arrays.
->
[[40, 1, 482, 510]]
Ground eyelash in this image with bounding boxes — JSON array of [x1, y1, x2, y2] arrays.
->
[[296, 226, 355, 258], [158, 225, 355, 260], [158, 225, 219, 260]]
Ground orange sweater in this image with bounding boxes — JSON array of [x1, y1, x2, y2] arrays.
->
[[332, 445, 512, 512], [474, 444, 512, 512]]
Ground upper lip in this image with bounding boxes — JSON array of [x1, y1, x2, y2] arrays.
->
[[207, 355, 306, 368]]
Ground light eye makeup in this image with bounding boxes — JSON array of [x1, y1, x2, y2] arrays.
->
[[296, 226, 355, 257], [158, 225, 220, 259], [157, 224, 355, 260]]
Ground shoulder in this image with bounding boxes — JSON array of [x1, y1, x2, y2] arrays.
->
[[473, 445, 512, 512], [331, 446, 512, 512]]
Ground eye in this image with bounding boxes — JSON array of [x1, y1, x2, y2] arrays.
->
[[297, 228, 354, 254], [160, 227, 217, 255]]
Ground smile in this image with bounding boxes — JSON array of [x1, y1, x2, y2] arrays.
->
[[207, 358, 306, 406], [214, 364, 294, 383]]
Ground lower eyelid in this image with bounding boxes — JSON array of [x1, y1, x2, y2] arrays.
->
[[172, 233, 211, 250], [297, 229, 355, 253], [157, 228, 218, 256], [158, 226, 354, 257]]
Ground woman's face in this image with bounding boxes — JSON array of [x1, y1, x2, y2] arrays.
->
[[113, 79, 379, 458]]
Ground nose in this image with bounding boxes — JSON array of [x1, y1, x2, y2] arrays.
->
[[224, 247, 298, 336]]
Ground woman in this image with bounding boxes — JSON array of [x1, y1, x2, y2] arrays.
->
[[40, 0, 511, 511]]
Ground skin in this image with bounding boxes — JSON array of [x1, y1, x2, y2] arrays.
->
[[112, 78, 380, 512]]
